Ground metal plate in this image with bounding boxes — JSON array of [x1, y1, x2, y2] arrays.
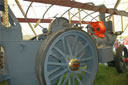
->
[[48, 17, 70, 33]]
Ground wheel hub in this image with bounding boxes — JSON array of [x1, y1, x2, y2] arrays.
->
[[69, 59, 80, 71]]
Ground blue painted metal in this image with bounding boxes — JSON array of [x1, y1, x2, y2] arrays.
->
[[98, 47, 114, 63], [36, 29, 98, 85], [0, 1, 42, 85], [48, 17, 70, 33], [0, 0, 118, 85], [2, 41, 41, 85], [86, 13, 117, 63], [0, 7, 22, 41]]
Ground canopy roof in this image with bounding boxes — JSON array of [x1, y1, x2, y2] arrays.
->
[[7, 0, 128, 39]]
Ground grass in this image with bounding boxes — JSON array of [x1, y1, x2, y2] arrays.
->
[[0, 64, 128, 85], [0, 81, 8, 85], [94, 64, 128, 85]]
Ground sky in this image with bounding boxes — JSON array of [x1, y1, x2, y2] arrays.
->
[[7, 0, 128, 38]]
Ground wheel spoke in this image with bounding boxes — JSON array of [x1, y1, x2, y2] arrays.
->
[[68, 75, 71, 85], [48, 62, 66, 66], [72, 35, 78, 50], [51, 52, 61, 60], [78, 52, 85, 59], [48, 67, 61, 76], [62, 72, 70, 85], [80, 62, 87, 66], [58, 74, 64, 85], [75, 71, 83, 81], [50, 69, 68, 81], [80, 57, 93, 62], [74, 68, 88, 75], [72, 73, 75, 85], [54, 46, 65, 57], [66, 40, 73, 56], [74, 71, 81, 74], [84, 70, 91, 74], [74, 44, 78, 57], [75, 74, 84, 85], [74, 68, 91, 80], [75, 44, 88, 57], [80, 68, 91, 74], [62, 38, 66, 54]]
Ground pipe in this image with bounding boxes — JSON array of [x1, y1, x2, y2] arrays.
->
[[108, 0, 121, 20], [121, 16, 123, 31], [112, 16, 115, 33], [34, 5, 53, 28], [25, 2, 33, 17], [68, 11, 71, 24], [15, 0, 37, 36], [78, 8, 81, 24]]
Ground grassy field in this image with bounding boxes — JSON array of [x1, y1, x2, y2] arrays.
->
[[0, 64, 128, 85], [94, 64, 128, 85]]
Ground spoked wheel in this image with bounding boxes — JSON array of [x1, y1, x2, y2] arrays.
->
[[115, 45, 128, 73], [36, 28, 98, 85]]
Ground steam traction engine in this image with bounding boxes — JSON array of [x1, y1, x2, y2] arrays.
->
[[0, 0, 127, 85]]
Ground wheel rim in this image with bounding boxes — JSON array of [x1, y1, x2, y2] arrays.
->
[[115, 45, 128, 73], [120, 49, 128, 70], [38, 29, 98, 85]]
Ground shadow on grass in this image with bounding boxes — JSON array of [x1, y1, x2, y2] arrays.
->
[[94, 64, 128, 85], [0, 64, 128, 85]]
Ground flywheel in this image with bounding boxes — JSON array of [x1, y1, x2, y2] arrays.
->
[[36, 28, 98, 85]]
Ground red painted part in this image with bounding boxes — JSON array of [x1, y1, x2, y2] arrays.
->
[[1, 18, 91, 24], [89, 21, 106, 38], [17, 18, 91, 24], [72, 63, 80, 68], [17, 18, 52, 23], [123, 58, 128, 63]]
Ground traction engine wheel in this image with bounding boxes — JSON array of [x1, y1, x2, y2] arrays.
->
[[115, 45, 128, 73], [36, 28, 98, 85]]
